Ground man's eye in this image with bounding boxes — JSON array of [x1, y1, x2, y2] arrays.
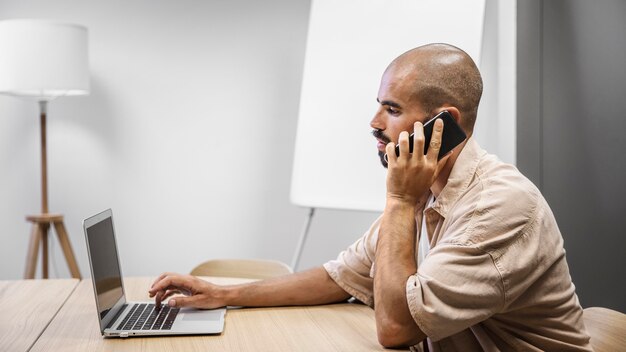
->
[[386, 107, 400, 115]]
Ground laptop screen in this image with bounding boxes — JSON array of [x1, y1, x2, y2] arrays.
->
[[85, 215, 124, 320]]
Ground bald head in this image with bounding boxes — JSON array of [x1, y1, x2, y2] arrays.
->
[[386, 43, 483, 132]]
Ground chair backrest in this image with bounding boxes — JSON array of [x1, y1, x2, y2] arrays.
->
[[583, 307, 626, 352], [190, 259, 293, 279]]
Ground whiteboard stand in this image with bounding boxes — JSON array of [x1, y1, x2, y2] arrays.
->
[[291, 207, 316, 271]]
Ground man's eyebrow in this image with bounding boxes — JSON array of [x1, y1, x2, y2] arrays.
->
[[377, 98, 402, 109]]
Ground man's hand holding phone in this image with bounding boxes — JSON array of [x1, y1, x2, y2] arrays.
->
[[384, 118, 451, 206]]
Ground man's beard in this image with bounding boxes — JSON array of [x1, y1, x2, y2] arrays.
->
[[372, 129, 391, 169], [378, 150, 388, 168]]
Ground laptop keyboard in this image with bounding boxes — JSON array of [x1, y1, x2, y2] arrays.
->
[[116, 303, 180, 331]]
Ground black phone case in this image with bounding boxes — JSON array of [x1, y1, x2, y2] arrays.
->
[[394, 110, 467, 160]]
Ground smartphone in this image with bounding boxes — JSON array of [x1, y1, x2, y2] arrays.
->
[[385, 110, 467, 162]]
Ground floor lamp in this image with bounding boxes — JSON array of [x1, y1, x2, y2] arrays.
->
[[0, 20, 89, 279]]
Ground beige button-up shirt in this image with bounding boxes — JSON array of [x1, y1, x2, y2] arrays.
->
[[323, 137, 591, 351]]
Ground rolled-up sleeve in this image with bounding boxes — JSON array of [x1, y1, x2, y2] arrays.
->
[[406, 243, 504, 341], [323, 216, 382, 306]]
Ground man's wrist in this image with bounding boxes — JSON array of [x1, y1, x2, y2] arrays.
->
[[379, 197, 418, 248], [216, 285, 239, 306], [385, 195, 420, 211]]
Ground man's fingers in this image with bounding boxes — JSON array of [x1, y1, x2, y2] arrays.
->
[[385, 142, 396, 164], [150, 284, 182, 299], [150, 274, 199, 310], [155, 291, 163, 309], [427, 118, 444, 161], [168, 295, 202, 309], [157, 288, 186, 309], [162, 289, 181, 300], [151, 272, 169, 289], [150, 272, 177, 291], [149, 274, 193, 296], [397, 131, 410, 158], [412, 121, 425, 157]]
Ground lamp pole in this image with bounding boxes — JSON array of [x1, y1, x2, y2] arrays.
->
[[39, 100, 48, 214]]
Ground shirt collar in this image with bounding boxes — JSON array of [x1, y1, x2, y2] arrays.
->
[[429, 137, 486, 218]]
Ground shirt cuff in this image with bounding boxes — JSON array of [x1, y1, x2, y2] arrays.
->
[[406, 274, 439, 341], [323, 262, 373, 306]]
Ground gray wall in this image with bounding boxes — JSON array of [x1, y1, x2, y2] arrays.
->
[[518, 0, 626, 311]]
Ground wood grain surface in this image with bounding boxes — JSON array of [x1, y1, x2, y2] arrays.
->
[[29, 277, 396, 352], [0, 279, 78, 352]]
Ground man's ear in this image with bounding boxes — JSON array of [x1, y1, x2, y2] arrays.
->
[[439, 106, 461, 124]]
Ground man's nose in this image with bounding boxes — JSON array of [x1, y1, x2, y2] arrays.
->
[[370, 109, 385, 130]]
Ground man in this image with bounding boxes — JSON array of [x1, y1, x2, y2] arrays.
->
[[149, 43, 592, 351]]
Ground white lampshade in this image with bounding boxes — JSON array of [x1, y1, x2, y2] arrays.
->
[[0, 19, 89, 99]]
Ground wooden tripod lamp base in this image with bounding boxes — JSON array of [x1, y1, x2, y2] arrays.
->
[[24, 213, 81, 279]]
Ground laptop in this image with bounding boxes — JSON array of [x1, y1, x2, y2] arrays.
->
[[83, 208, 226, 337]]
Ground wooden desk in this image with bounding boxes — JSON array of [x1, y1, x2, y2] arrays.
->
[[0, 279, 79, 352], [31, 277, 398, 351]]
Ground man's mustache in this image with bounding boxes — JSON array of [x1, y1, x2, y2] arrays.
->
[[371, 129, 391, 144]]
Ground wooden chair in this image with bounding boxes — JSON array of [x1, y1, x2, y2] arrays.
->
[[583, 307, 626, 352], [190, 259, 293, 280]]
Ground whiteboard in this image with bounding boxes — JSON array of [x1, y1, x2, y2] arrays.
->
[[291, 0, 486, 212]]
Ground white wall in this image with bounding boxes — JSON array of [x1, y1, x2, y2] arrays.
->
[[0, 0, 318, 279], [475, 0, 517, 165], [0, 0, 515, 280]]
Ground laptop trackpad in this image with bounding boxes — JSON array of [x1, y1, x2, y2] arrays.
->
[[181, 309, 223, 321]]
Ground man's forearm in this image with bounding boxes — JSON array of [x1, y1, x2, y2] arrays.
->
[[221, 266, 351, 307], [374, 199, 424, 347]]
